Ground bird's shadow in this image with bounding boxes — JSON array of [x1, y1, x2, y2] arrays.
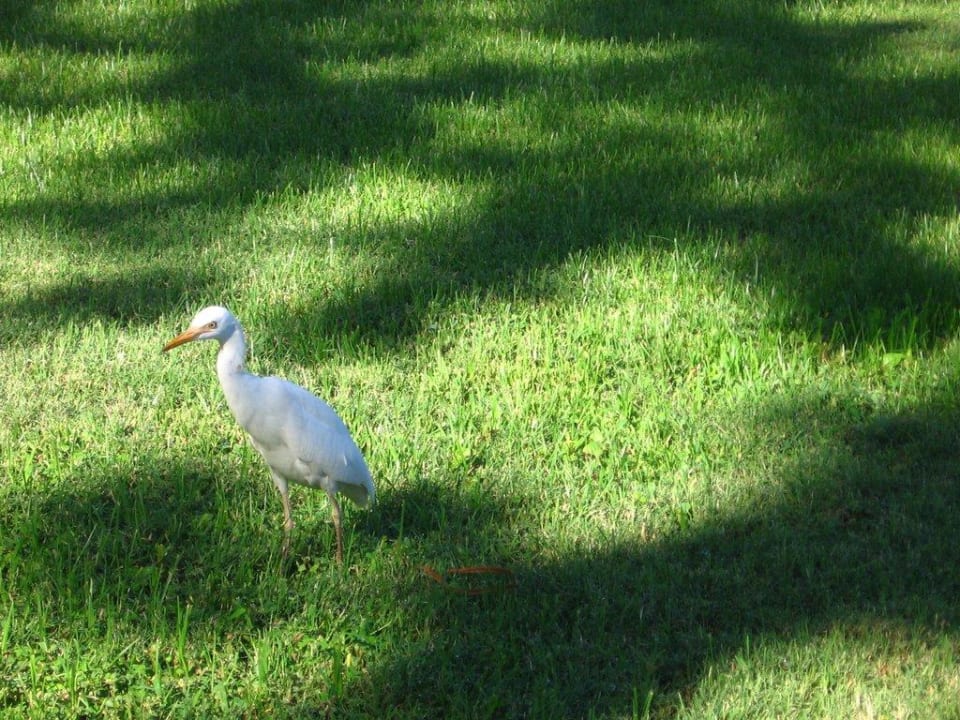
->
[[366, 476, 524, 567]]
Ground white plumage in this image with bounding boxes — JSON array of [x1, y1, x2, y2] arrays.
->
[[163, 305, 375, 563]]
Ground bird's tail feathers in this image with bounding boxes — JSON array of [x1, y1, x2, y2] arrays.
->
[[338, 476, 376, 508]]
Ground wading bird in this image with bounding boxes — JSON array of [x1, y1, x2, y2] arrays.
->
[[163, 305, 375, 564]]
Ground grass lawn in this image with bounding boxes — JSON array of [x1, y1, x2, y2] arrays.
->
[[2, 0, 960, 717]]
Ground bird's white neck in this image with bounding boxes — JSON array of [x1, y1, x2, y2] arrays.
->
[[216, 325, 248, 381], [214, 324, 262, 430]]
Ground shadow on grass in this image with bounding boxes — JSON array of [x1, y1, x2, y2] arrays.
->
[[0, 262, 216, 344], [1, 388, 959, 716], [346, 387, 960, 718], [0, 459, 268, 629], [0, 450, 517, 647], [2, 0, 958, 350]]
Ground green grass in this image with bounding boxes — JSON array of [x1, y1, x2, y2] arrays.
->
[[2, 0, 960, 717]]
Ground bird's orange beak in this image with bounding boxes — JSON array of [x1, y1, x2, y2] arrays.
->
[[162, 326, 204, 352]]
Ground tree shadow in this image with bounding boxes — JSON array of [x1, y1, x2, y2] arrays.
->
[[1, 458, 257, 627], [346, 381, 960, 718], [2, 0, 957, 351], [0, 448, 518, 670], [4, 368, 958, 716], [0, 262, 217, 343]]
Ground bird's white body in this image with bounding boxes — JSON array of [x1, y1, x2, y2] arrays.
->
[[214, 321, 374, 507], [164, 305, 374, 561]]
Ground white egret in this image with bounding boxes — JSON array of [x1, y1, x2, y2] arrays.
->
[[163, 305, 375, 563]]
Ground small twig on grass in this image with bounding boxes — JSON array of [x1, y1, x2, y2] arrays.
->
[[421, 564, 516, 595]]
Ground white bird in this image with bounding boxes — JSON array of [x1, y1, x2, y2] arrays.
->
[[163, 305, 375, 564]]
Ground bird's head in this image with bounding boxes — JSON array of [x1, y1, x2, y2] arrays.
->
[[163, 305, 239, 351]]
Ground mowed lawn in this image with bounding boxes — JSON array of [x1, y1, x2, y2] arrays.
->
[[1, 0, 959, 717]]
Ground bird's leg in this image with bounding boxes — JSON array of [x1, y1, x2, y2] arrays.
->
[[276, 479, 294, 557], [326, 489, 344, 565]]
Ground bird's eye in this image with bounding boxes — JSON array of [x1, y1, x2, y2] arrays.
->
[[207, 321, 218, 330]]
